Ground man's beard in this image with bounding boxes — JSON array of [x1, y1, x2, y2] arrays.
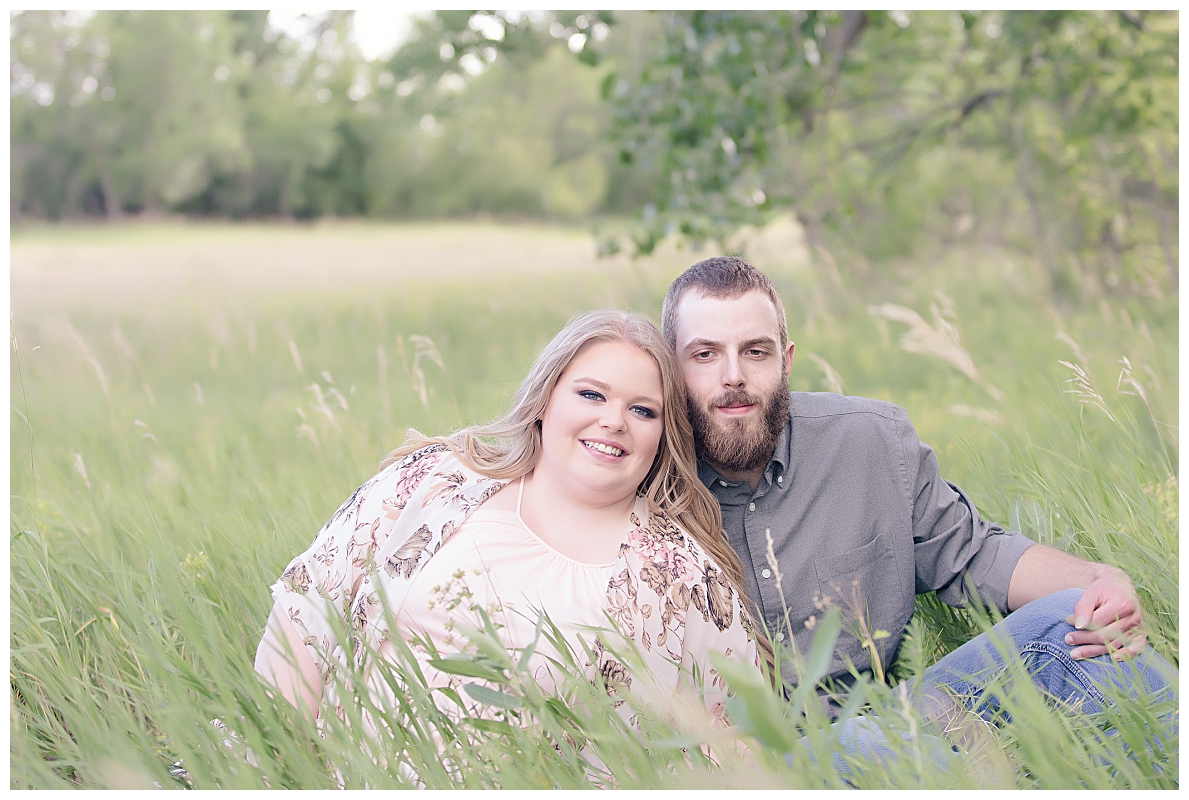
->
[[688, 383, 790, 474]]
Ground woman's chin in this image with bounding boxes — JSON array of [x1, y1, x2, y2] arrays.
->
[[569, 472, 644, 506]]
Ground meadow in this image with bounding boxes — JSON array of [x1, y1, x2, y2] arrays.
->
[[10, 220, 1178, 788]]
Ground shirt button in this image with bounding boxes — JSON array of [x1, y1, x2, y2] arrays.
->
[[761, 568, 772, 578], [719, 480, 729, 487], [748, 502, 756, 512], [777, 475, 783, 483]]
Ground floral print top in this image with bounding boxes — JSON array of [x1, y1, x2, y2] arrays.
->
[[270, 444, 763, 727]]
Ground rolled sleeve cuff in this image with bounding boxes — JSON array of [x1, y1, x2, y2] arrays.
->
[[952, 529, 1037, 613]]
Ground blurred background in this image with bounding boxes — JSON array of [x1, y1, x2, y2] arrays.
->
[[9, 11, 1180, 788], [10, 9, 1178, 297]]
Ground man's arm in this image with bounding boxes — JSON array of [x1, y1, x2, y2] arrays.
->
[[1006, 543, 1145, 660], [898, 407, 1144, 662]]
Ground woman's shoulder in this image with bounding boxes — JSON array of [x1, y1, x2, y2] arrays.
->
[[386, 442, 452, 474], [361, 443, 450, 499]]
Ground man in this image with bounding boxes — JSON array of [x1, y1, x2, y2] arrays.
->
[[662, 255, 1175, 724]]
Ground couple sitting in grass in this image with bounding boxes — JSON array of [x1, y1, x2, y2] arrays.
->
[[256, 257, 1176, 771]]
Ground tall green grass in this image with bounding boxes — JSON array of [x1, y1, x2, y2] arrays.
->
[[10, 223, 1177, 787]]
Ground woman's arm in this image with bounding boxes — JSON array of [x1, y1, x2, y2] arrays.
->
[[676, 592, 763, 768], [257, 446, 449, 723], [254, 602, 323, 721]]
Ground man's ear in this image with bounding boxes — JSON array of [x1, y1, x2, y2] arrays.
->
[[784, 341, 795, 379]]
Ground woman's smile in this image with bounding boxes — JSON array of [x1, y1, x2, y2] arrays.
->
[[581, 438, 627, 459]]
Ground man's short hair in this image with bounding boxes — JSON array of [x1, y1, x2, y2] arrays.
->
[[661, 256, 788, 352]]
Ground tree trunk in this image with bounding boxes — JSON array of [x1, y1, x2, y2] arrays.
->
[[826, 11, 868, 73], [95, 158, 123, 221], [1155, 201, 1178, 291], [84, 117, 123, 221]]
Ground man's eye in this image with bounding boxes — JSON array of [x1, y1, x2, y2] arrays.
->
[[694, 351, 713, 360], [747, 349, 767, 357], [578, 390, 605, 402], [631, 405, 657, 419]]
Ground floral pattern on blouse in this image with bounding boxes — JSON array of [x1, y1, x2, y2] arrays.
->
[[270, 445, 762, 727]]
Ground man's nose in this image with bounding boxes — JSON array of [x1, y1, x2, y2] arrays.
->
[[722, 354, 745, 387]]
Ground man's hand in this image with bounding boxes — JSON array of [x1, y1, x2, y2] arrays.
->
[[1007, 544, 1146, 661], [1064, 569, 1146, 661]]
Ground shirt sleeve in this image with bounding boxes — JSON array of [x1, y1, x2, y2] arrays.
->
[[896, 406, 1036, 612], [269, 511, 357, 688], [267, 448, 439, 686]]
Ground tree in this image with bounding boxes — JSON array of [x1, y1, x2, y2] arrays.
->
[[608, 10, 1178, 297], [10, 10, 627, 222], [12, 11, 250, 218], [11, 9, 1176, 300]]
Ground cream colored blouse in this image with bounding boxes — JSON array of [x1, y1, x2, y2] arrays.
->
[[272, 445, 763, 731], [394, 478, 624, 695]]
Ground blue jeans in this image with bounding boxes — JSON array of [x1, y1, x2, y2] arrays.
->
[[800, 590, 1178, 778], [915, 588, 1177, 725]]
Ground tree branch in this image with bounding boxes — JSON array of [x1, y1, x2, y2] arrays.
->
[[826, 10, 868, 72], [958, 89, 1006, 120], [1117, 10, 1145, 32]]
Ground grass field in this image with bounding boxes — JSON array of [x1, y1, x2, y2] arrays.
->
[[10, 220, 1178, 788]]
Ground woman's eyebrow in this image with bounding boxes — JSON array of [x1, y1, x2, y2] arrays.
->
[[571, 377, 611, 391]]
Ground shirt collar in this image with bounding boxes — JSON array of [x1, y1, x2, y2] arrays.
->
[[770, 419, 791, 478], [697, 458, 723, 489]]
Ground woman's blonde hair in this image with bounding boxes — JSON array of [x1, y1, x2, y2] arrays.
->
[[382, 310, 771, 668]]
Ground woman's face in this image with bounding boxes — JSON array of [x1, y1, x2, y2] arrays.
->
[[537, 340, 665, 507]]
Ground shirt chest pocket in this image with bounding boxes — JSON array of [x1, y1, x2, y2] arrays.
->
[[811, 533, 906, 675]]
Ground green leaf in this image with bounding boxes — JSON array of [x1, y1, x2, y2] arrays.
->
[[835, 677, 868, 720], [803, 607, 842, 687], [460, 716, 517, 736], [543, 696, 579, 724], [600, 71, 618, 100], [434, 686, 464, 708], [427, 654, 507, 682], [516, 612, 544, 673], [462, 682, 522, 710], [714, 657, 795, 751]]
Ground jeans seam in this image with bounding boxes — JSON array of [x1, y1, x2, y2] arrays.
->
[[1020, 640, 1111, 709]]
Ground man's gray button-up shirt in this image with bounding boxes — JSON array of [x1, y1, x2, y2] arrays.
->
[[700, 392, 1035, 689]]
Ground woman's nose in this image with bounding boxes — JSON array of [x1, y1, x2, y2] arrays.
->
[[600, 404, 627, 432]]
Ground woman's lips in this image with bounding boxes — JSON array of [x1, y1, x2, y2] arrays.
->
[[581, 438, 627, 459]]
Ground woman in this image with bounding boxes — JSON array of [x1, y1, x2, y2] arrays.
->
[[255, 309, 769, 733]]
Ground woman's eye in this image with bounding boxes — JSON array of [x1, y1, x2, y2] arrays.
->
[[578, 390, 604, 402], [631, 405, 657, 419]]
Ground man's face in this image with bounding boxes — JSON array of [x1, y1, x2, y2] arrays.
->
[[672, 289, 794, 475]]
